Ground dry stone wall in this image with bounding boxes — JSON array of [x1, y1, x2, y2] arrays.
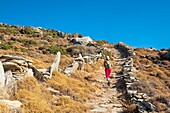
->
[[116, 48, 156, 112]]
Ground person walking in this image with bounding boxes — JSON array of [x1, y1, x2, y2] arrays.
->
[[104, 56, 112, 86]]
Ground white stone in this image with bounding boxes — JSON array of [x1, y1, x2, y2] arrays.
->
[[4, 70, 15, 87], [0, 100, 22, 109], [51, 51, 61, 72], [0, 62, 5, 87], [27, 68, 34, 76]]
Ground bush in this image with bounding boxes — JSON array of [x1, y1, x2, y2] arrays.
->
[[0, 43, 13, 50], [0, 34, 4, 40], [20, 27, 34, 34], [48, 46, 67, 55], [20, 48, 28, 52], [17, 39, 38, 46]]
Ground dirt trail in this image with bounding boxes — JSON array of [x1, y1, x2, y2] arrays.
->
[[87, 47, 127, 113]]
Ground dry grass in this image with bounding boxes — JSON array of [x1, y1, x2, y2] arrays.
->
[[123, 104, 137, 113], [84, 59, 103, 73], [12, 77, 53, 112], [135, 48, 159, 58], [70, 70, 89, 81], [150, 95, 170, 112], [60, 55, 73, 70], [24, 56, 49, 68], [0, 87, 10, 99], [46, 71, 97, 102], [133, 48, 170, 112], [52, 96, 90, 113], [0, 103, 10, 113], [12, 76, 92, 113], [21, 100, 53, 113]]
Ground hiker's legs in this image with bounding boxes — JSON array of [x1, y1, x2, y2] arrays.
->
[[105, 68, 112, 86]]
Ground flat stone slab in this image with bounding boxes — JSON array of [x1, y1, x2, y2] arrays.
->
[[90, 107, 107, 112], [99, 103, 115, 108], [112, 104, 123, 108]]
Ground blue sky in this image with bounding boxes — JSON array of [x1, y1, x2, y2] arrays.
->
[[0, 0, 170, 49]]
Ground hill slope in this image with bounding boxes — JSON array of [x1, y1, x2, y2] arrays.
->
[[0, 23, 170, 113]]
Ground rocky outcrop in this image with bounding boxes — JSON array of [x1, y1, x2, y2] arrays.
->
[[64, 53, 102, 75], [163, 50, 170, 60], [116, 42, 136, 57]]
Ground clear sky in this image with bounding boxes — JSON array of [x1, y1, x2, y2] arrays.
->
[[0, 0, 170, 49]]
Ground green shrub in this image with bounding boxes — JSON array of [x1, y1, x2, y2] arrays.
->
[[20, 27, 35, 34], [20, 48, 28, 52], [17, 39, 37, 46], [48, 46, 67, 55], [0, 43, 13, 50]]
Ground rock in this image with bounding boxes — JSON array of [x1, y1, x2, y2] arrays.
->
[[75, 54, 84, 62], [0, 100, 22, 110], [51, 51, 61, 72], [71, 62, 79, 71], [0, 55, 32, 63], [163, 51, 170, 60], [27, 68, 34, 76], [29, 65, 43, 80], [2, 62, 22, 72], [9, 59, 28, 67], [4, 70, 15, 87], [0, 62, 5, 87], [78, 61, 84, 70], [127, 90, 137, 94], [47, 87, 62, 95], [64, 67, 73, 75], [90, 107, 107, 112]]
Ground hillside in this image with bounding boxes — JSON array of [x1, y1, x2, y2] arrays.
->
[[0, 23, 170, 113]]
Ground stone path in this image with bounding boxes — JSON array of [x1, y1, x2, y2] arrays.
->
[[86, 48, 126, 113]]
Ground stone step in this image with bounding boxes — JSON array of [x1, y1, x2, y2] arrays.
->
[[90, 107, 107, 112]]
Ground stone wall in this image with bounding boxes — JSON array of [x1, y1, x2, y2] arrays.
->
[[118, 57, 156, 112]]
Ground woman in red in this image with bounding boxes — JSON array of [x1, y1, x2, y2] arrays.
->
[[104, 56, 112, 86]]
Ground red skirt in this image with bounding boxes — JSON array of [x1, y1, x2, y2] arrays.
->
[[105, 68, 112, 78]]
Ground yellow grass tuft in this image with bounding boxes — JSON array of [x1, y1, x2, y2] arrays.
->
[[53, 96, 90, 113], [0, 103, 10, 113], [21, 100, 53, 113], [46, 71, 97, 102]]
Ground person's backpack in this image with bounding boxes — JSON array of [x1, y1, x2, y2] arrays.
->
[[104, 60, 111, 68]]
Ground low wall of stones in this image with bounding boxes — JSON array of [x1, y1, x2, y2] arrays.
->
[[119, 57, 156, 112]]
